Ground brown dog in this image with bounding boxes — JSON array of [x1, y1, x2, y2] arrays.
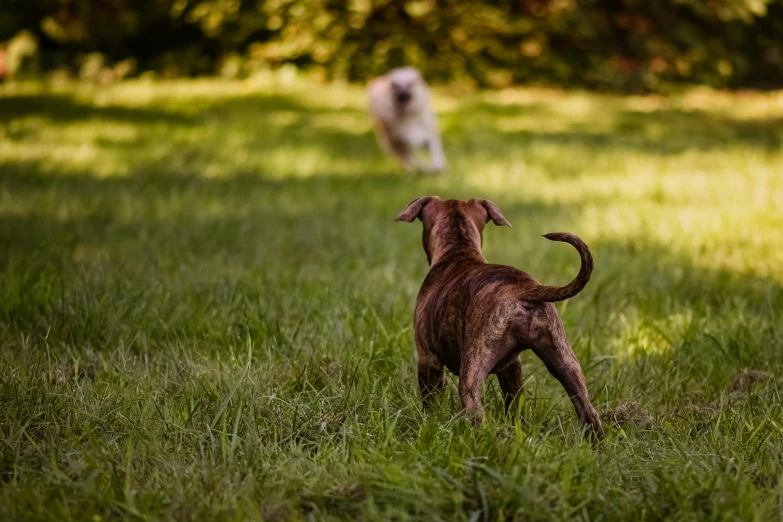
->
[[396, 196, 604, 439]]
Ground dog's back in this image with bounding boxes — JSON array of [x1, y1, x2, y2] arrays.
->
[[414, 260, 541, 375]]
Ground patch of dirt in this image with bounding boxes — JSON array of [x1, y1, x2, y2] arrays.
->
[[261, 503, 291, 522], [671, 402, 717, 418], [671, 369, 774, 416], [601, 401, 655, 428], [731, 368, 771, 392]]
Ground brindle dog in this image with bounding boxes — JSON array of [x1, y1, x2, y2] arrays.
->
[[396, 196, 604, 439]]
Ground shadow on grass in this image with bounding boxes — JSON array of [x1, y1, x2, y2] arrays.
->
[[0, 94, 193, 125], [0, 91, 365, 126], [1, 91, 385, 179]]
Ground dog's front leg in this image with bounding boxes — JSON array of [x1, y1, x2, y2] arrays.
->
[[425, 132, 447, 173], [376, 122, 428, 172], [374, 122, 402, 162], [396, 145, 429, 173], [418, 358, 446, 408]]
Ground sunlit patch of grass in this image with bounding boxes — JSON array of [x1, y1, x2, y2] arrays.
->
[[1, 79, 782, 521]]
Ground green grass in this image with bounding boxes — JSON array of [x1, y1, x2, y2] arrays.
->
[[1, 77, 783, 521]]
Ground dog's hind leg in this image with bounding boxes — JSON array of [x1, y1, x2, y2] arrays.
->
[[497, 358, 523, 416], [460, 321, 518, 424], [531, 329, 604, 440]]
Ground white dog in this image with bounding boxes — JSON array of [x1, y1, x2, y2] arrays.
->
[[368, 67, 446, 174]]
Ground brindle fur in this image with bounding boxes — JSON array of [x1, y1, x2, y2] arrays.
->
[[396, 196, 604, 439]]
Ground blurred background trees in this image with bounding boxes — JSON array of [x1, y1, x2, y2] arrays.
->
[[2, 0, 782, 91]]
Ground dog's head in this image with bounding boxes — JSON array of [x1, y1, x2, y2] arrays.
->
[[395, 196, 510, 265], [387, 67, 429, 115]]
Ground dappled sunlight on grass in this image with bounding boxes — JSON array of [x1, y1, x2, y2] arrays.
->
[[1, 79, 783, 520], [2, 80, 781, 295], [1, 80, 781, 306]]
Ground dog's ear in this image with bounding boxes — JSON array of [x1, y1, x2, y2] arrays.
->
[[475, 199, 511, 227], [395, 196, 440, 223]]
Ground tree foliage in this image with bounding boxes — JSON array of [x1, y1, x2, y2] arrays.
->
[[4, 0, 783, 90]]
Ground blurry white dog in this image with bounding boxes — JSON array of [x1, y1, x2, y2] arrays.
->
[[368, 67, 446, 174]]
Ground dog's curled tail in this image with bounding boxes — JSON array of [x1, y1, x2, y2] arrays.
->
[[525, 232, 593, 302]]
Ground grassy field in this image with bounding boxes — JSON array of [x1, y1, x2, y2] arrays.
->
[[1, 77, 783, 521]]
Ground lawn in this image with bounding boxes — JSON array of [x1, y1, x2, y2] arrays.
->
[[1, 77, 783, 521]]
